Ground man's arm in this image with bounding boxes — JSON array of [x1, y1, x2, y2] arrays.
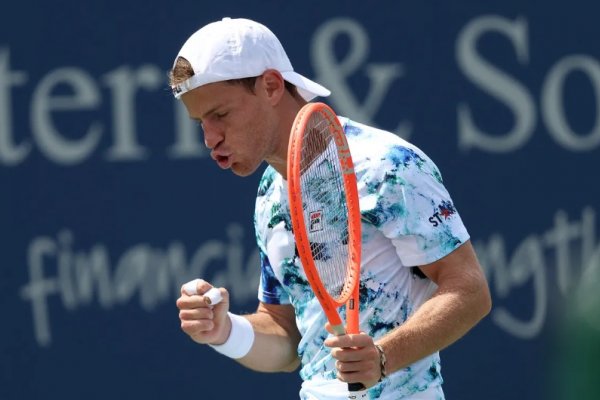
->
[[326, 240, 491, 387], [238, 302, 301, 372], [177, 280, 300, 373], [377, 240, 491, 371]]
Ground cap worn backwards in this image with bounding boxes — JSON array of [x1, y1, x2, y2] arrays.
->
[[171, 17, 331, 101]]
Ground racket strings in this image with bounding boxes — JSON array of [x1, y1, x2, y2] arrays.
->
[[300, 111, 351, 302]]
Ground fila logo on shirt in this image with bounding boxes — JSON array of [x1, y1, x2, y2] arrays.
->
[[429, 201, 457, 227], [309, 210, 324, 232]]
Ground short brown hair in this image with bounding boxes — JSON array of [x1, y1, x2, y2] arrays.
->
[[169, 57, 195, 87], [169, 56, 300, 98]]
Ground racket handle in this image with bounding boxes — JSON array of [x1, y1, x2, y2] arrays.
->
[[348, 382, 368, 399]]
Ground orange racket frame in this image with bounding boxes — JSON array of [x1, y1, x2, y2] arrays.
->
[[287, 102, 362, 336]]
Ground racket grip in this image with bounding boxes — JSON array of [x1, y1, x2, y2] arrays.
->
[[348, 382, 365, 391], [348, 382, 368, 399]]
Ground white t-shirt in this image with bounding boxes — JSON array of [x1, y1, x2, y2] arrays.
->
[[254, 117, 469, 399]]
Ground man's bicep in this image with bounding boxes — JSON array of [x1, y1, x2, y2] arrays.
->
[[418, 240, 486, 288]]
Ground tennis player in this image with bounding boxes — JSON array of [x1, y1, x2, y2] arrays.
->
[[173, 17, 491, 400]]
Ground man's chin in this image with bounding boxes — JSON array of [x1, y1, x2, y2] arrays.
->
[[230, 162, 260, 177]]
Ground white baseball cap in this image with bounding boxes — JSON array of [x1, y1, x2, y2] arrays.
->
[[171, 17, 331, 100]]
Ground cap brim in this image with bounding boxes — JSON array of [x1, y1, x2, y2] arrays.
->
[[281, 71, 330, 101]]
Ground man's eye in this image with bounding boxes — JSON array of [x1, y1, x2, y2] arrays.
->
[[215, 112, 228, 119]]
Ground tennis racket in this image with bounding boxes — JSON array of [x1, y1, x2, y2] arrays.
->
[[287, 102, 367, 399]]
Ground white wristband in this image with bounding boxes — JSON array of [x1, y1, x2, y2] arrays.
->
[[209, 312, 254, 359]]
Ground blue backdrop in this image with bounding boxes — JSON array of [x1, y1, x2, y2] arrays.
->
[[1, 1, 599, 399]]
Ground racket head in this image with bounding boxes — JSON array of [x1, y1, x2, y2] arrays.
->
[[287, 102, 362, 331]]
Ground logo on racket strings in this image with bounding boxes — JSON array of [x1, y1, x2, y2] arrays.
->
[[309, 210, 324, 232]]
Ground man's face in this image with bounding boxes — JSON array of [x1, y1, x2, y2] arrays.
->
[[181, 78, 280, 177]]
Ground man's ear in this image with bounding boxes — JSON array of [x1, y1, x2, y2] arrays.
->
[[259, 69, 286, 105]]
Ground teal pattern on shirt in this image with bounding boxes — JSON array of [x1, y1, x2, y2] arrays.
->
[[254, 117, 469, 399]]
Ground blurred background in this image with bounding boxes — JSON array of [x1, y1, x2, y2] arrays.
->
[[1, 0, 599, 399]]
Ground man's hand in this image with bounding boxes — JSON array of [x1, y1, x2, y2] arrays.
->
[[176, 279, 230, 345], [324, 324, 383, 389]]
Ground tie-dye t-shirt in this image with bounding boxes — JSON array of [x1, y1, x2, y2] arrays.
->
[[254, 117, 469, 399]]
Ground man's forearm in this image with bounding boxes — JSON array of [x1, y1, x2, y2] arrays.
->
[[378, 282, 490, 374], [233, 304, 301, 373]]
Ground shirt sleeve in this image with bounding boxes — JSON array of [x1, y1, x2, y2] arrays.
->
[[361, 144, 470, 267], [257, 247, 291, 305], [254, 168, 293, 305]]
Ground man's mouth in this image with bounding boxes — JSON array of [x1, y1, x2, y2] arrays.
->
[[215, 154, 232, 169]]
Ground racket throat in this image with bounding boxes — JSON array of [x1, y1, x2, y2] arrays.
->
[[331, 324, 346, 336]]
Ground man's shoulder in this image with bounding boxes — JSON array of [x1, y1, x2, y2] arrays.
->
[[340, 117, 436, 179], [257, 165, 281, 198]]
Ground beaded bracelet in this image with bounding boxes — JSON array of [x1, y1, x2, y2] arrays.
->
[[374, 343, 387, 382]]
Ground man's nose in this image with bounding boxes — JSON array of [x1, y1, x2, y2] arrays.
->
[[202, 124, 224, 149]]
